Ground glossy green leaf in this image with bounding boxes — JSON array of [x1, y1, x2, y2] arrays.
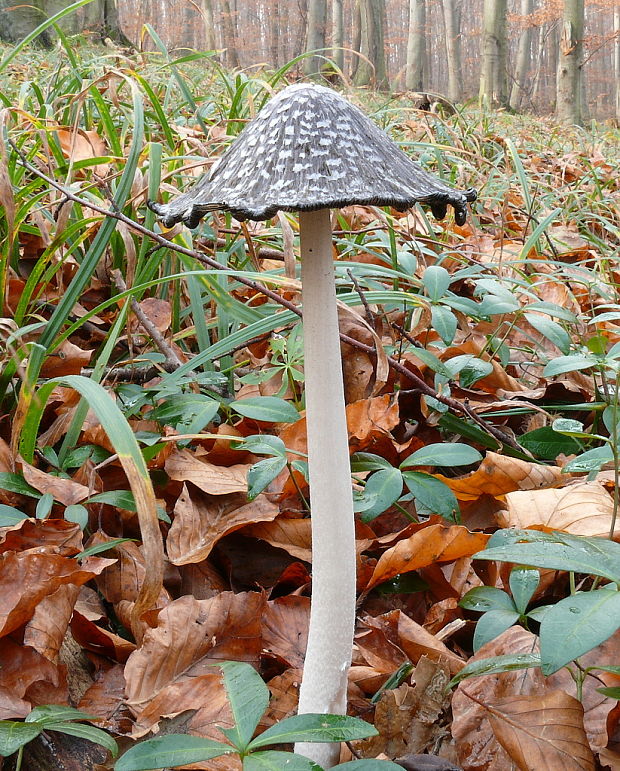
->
[[336, 761, 405, 769], [448, 653, 542, 687], [247, 714, 377, 750], [459, 587, 516, 613], [401, 443, 482, 468], [431, 304, 457, 345], [543, 355, 597, 377], [0, 504, 28, 526], [597, 687, 620, 700], [473, 609, 520, 651], [422, 265, 451, 301], [551, 418, 595, 439], [26, 706, 97, 724], [351, 453, 394, 472], [0, 472, 41, 498], [235, 435, 287, 457], [232, 397, 300, 423], [540, 589, 620, 675], [247, 457, 288, 500], [64, 504, 88, 529], [562, 445, 613, 473], [114, 735, 233, 770], [0, 721, 42, 757], [243, 751, 323, 770], [402, 472, 460, 522], [524, 314, 571, 355], [217, 662, 270, 750], [41, 722, 117, 757], [509, 568, 540, 615], [354, 469, 403, 522], [519, 426, 581, 460]]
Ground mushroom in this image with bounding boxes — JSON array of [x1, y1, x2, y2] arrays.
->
[[149, 83, 476, 768]]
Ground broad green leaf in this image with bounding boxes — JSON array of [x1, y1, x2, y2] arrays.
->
[[431, 305, 457, 345], [543, 355, 597, 377], [524, 314, 571, 355], [458, 358, 494, 388], [64, 504, 88, 529], [35, 493, 54, 519], [114, 735, 233, 770], [77, 539, 134, 560], [0, 504, 28, 526], [459, 587, 516, 613], [473, 609, 520, 651], [26, 706, 97, 724], [247, 714, 377, 750], [551, 418, 593, 439], [540, 589, 620, 675], [401, 443, 482, 468], [41, 722, 117, 757], [235, 435, 287, 457], [473, 535, 620, 583], [217, 662, 270, 750], [422, 265, 450, 301], [351, 453, 394, 472], [562, 445, 613, 473], [448, 653, 542, 687], [232, 397, 300, 423], [509, 568, 540, 615], [597, 687, 620, 699], [243, 751, 323, 771], [408, 347, 451, 377], [0, 472, 41, 498], [336, 762, 404, 770], [589, 665, 620, 676], [247, 457, 287, 500], [477, 295, 520, 316], [0, 721, 42, 757], [354, 469, 403, 522], [519, 426, 581, 460], [402, 472, 460, 522]]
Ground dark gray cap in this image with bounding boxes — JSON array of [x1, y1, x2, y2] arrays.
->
[[148, 83, 476, 228]]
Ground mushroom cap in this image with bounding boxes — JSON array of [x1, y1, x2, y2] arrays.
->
[[149, 83, 476, 228]]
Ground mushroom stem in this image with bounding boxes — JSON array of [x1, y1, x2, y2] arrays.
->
[[295, 209, 357, 768]]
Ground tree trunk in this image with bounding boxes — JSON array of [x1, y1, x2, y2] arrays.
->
[[405, 0, 425, 91], [303, 0, 327, 76], [100, 0, 130, 45], [556, 0, 584, 125], [479, 0, 508, 108], [270, 3, 279, 67], [353, 0, 388, 89], [350, 0, 362, 80], [615, 6, 620, 122], [221, 0, 240, 68], [509, 0, 534, 110], [202, 0, 216, 51], [442, 0, 462, 102], [332, 0, 344, 71], [0, 0, 48, 44]]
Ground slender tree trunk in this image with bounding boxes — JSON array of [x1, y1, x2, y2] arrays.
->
[[270, 3, 279, 67], [405, 0, 425, 91], [353, 0, 388, 89], [221, 0, 240, 68], [294, 0, 308, 62], [304, 0, 327, 75], [0, 0, 48, 44], [509, 0, 535, 110], [202, 0, 216, 51], [442, 0, 462, 101], [332, 0, 344, 71], [479, 0, 508, 108], [556, 0, 584, 124], [350, 0, 362, 80], [614, 6, 620, 122]]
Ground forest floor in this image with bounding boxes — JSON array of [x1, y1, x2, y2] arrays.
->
[[1, 39, 620, 771]]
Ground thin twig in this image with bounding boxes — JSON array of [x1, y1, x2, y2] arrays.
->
[[347, 268, 376, 330], [12, 142, 522, 451]]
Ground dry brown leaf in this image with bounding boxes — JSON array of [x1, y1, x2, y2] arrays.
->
[[436, 451, 563, 501], [78, 665, 133, 735], [23, 583, 80, 662], [166, 485, 278, 565], [497, 482, 615, 538], [20, 459, 90, 506], [484, 690, 594, 771], [241, 518, 312, 562], [124, 592, 266, 708], [262, 595, 310, 669], [0, 637, 61, 718], [165, 449, 250, 495], [0, 518, 82, 555], [39, 340, 93, 377], [57, 127, 109, 175], [367, 523, 489, 590], [71, 611, 136, 663]]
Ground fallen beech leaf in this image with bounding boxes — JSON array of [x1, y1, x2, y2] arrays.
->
[[20, 459, 90, 506], [39, 340, 92, 377], [131, 298, 171, 334], [0, 552, 114, 637], [367, 523, 489, 589], [165, 449, 250, 495], [436, 452, 563, 501], [0, 637, 60, 718], [261, 668, 301, 726], [166, 485, 278, 565], [0, 519, 82, 555], [23, 583, 80, 662], [71, 611, 136, 663], [241, 517, 312, 562], [124, 592, 266, 708], [498, 482, 615, 538], [262, 595, 310, 668], [485, 690, 594, 771], [78, 665, 132, 735]]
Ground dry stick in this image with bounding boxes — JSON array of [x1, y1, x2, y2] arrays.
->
[[14, 146, 521, 451]]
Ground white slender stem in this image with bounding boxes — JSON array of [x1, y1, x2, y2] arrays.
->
[[294, 209, 356, 768]]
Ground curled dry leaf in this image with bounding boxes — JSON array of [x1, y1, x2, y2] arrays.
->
[[71, 611, 136, 663], [39, 340, 93, 377], [165, 449, 250, 495], [124, 592, 266, 709], [23, 583, 80, 662], [0, 519, 82, 555], [166, 484, 278, 565], [262, 595, 310, 668], [0, 637, 60, 719], [497, 482, 616, 538], [242, 517, 313, 562], [78, 664, 132, 734], [484, 690, 595, 771], [367, 523, 489, 590], [436, 452, 564, 501], [20, 458, 90, 506]]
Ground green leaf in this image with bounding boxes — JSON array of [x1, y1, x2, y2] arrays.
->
[[351, 453, 394, 472], [247, 714, 377, 751], [597, 687, 620, 700], [551, 418, 594, 439], [0, 504, 28, 526], [543, 355, 597, 377], [217, 662, 270, 751], [524, 314, 571, 355], [86, 490, 139, 510], [401, 443, 482, 468], [0, 721, 42, 757], [247, 457, 287, 501], [402, 472, 460, 522], [77, 539, 134, 560], [336, 762, 404, 770], [35, 493, 54, 519], [26, 706, 98, 724], [243, 751, 323, 770], [509, 568, 540, 615], [540, 589, 620, 675], [431, 305, 457, 345], [448, 653, 542, 687], [562, 445, 613, 473], [354, 469, 403, 522], [473, 610, 520, 651], [459, 587, 516, 613], [64, 504, 88, 529], [114, 735, 234, 770], [0, 472, 41, 498], [234, 435, 287, 457], [41, 722, 117, 757], [458, 359, 494, 388], [408, 348, 451, 377], [519, 426, 581, 460], [473, 534, 620, 583], [232, 397, 300, 423], [422, 265, 451, 301]]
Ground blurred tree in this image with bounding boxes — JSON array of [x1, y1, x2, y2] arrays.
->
[[479, 0, 508, 107], [303, 0, 327, 75], [442, 0, 462, 101], [556, 0, 584, 124], [405, 0, 425, 91], [510, 0, 535, 110], [353, 0, 388, 88]]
